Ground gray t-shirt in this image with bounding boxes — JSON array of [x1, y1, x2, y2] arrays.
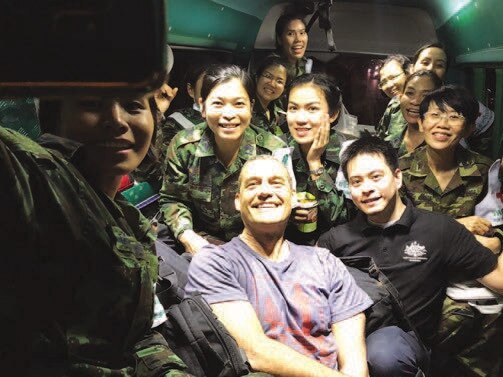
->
[[186, 236, 372, 369]]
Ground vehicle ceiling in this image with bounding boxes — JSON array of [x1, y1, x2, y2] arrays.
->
[[168, 0, 503, 65]]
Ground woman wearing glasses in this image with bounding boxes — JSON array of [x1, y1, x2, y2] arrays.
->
[[376, 54, 411, 138], [251, 54, 290, 135], [399, 85, 500, 376], [399, 85, 498, 250]]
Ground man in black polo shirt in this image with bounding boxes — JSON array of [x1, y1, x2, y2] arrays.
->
[[317, 137, 503, 363]]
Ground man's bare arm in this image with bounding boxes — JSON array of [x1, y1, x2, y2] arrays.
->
[[211, 301, 351, 377], [331, 313, 369, 377]]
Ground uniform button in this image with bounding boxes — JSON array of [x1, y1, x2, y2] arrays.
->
[[257, 135, 263, 142], [319, 182, 325, 189]]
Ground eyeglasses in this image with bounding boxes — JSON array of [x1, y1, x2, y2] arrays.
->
[[261, 72, 285, 86], [378, 72, 404, 89], [424, 111, 465, 125]]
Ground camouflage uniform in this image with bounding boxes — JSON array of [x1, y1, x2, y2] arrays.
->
[[399, 145, 492, 218], [0, 98, 41, 140], [377, 97, 415, 157], [0, 128, 192, 376], [251, 100, 287, 136], [287, 131, 349, 231], [159, 123, 286, 241], [400, 145, 500, 377], [160, 107, 204, 146], [376, 96, 406, 139]]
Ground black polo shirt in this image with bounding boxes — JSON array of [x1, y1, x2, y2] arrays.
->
[[318, 202, 498, 344]]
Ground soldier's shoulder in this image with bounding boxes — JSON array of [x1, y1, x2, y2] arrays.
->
[[253, 127, 287, 151], [171, 123, 207, 148], [469, 149, 493, 168], [398, 149, 418, 171], [0, 127, 51, 157]]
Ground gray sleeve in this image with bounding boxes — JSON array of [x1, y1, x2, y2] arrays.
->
[[186, 244, 249, 304], [324, 252, 373, 324]]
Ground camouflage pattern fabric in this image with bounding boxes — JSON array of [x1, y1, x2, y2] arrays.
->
[[0, 128, 192, 376], [432, 298, 503, 377], [376, 96, 405, 139], [251, 100, 287, 136], [160, 107, 204, 146], [400, 146, 493, 218], [377, 97, 415, 157], [159, 123, 286, 240], [286, 130, 349, 233], [399, 146, 499, 377], [0, 98, 41, 140]]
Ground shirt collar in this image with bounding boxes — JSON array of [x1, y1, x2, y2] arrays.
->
[[408, 145, 483, 179], [38, 133, 84, 161], [353, 199, 415, 234], [194, 126, 257, 160]]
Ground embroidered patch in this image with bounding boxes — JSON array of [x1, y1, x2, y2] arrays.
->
[[403, 241, 428, 262]]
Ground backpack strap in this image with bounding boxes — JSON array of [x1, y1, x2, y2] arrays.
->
[[368, 260, 425, 346], [155, 240, 189, 307], [341, 256, 427, 349]]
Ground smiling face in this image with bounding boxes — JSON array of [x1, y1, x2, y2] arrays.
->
[[347, 153, 403, 223], [413, 47, 447, 80], [287, 83, 338, 145], [59, 95, 154, 177], [379, 60, 407, 98], [419, 102, 471, 152], [201, 78, 252, 143], [400, 76, 437, 125], [279, 19, 308, 64], [256, 64, 287, 106], [236, 158, 294, 231]]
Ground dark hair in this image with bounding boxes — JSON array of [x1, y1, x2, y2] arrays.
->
[[275, 11, 307, 50], [381, 54, 411, 73], [341, 136, 399, 180], [200, 64, 255, 103], [419, 85, 479, 126], [255, 54, 292, 85], [287, 73, 341, 117], [402, 69, 442, 92], [184, 64, 208, 88], [412, 42, 449, 69]]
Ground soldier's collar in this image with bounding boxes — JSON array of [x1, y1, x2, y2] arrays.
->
[[38, 133, 84, 161], [288, 131, 340, 165], [194, 127, 217, 157], [407, 146, 429, 177], [237, 127, 257, 160]]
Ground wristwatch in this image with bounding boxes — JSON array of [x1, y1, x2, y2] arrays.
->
[[309, 166, 325, 175]]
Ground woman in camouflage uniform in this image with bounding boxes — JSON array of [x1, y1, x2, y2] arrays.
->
[[159, 65, 286, 254], [399, 85, 501, 376], [0, 92, 193, 376], [251, 54, 290, 136], [386, 70, 441, 157], [284, 73, 350, 244]]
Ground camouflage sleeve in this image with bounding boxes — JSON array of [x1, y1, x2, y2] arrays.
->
[[134, 331, 195, 377], [376, 108, 390, 139], [159, 116, 185, 148], [466, 123, 493, 158], [159, 139, 195, 239], [307, 166, 348, 226]]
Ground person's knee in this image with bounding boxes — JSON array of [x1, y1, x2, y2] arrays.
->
[[367, 326, 427, 377]]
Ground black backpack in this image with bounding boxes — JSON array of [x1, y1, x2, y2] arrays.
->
[[340, 256, 424, 344], [154, 241, 251, 377]]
